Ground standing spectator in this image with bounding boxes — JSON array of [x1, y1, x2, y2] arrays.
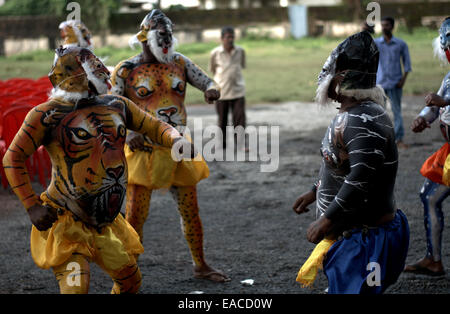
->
[[210, 26, 247, 150], [375, 17, 412, 149]]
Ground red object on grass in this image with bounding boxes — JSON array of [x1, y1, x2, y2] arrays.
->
[[0, 139, 7, 189], [0, 76, 54, 188], [2, 104, 35, 184], [2, 104, 34, 146], [1, 103, 52, 189]]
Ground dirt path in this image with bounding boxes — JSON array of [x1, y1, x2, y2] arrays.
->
[[1, 96, 449, 294]]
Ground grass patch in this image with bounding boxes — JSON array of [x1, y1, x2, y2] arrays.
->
[[0, 28, 447, 105]]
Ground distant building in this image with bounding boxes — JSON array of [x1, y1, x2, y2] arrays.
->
[[120, 0, 200, 12], [119, 0, 152, 13], [119, 0, 342, 12], [291, 0, 341, 5], [198, 0, 341, 9]]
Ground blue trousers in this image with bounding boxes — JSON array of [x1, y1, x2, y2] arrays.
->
[[384, 87, 404, 142], [323, 210, 410, 294]]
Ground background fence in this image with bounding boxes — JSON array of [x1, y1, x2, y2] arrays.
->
[[0, 1, 449, 55]]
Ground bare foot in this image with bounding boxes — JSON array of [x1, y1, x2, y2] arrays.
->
[[404, 257, 445, 276], [194, 265, 230, 283]]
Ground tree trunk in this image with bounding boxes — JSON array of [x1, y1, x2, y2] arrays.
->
[[0, 38, 5, 56], [48, 36, 56, 50]]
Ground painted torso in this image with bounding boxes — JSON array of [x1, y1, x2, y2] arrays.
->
[[111, 53, 216, 134], [438, 71, 450, 124], [4, 91, 178, 227], [440, 71, 450, 100], [123, 56, 188, 129], [316, 101, 398, 226], [420, 71, 450, 141], [42, 96, 129, 227]]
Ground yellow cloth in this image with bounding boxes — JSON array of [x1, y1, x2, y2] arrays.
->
[[31, 193, 144, 271], [442, 153, 450, 186], [296, 238, 336, 287], [125, 142, 209, 190]]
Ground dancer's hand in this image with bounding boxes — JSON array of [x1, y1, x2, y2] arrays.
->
[[293, 190, 316, 214], [307, 216, 332, 244], [126, 131, 151, 152], [425, 93, 447, 108], [411, 116, 430, 133], [204, 89, 220, 104], [27, 203, 58, 231]]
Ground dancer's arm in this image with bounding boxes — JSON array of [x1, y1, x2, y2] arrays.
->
[[123, 97, 182, 148], [179, 53, 220, 104], [2, 103, 57, 230]]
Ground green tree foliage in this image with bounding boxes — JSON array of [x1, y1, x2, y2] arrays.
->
[[0, 0, 122, 32], [0, 0, 66, 16], [342, 0, 363, 21], [74, 0, 122, 32]]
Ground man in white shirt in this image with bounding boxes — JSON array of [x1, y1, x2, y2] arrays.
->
[[210, 26, 246, 149]]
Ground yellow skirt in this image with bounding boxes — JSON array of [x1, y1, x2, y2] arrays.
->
[[443, 152, 450, 186], [31, 193, 144, 271], [125, 143, 209, 190]]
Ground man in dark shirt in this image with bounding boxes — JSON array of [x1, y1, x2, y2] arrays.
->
[[293, 31, 410, 294], [375, 17, 412, 149]]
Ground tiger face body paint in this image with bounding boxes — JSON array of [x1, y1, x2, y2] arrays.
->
[[4, 91, 179, 227], [123, 58, 187, 128], [110, 10, 228, 283], [2, 47, 182, 293], [44, 98, 128, 227], [121, 10, 207, 130]]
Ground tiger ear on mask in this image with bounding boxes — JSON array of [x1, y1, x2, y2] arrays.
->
[[40, 103, 75, 128], [49, 50, 85, 90]]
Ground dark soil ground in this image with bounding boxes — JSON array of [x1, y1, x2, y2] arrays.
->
[[1, 95, 449, 294]]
